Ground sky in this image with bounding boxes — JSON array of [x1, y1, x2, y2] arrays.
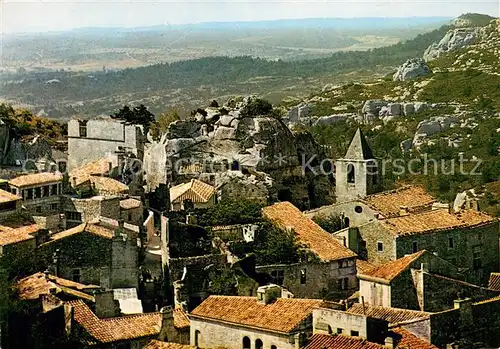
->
[[1, 0, 499, 33]]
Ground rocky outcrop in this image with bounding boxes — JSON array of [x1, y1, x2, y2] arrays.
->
[[412, 116, 458, 148], [423, 27, 480, 62], [313, 114, 349, 126], [393, 58, 432, 81], [361, 100, 388, 119]]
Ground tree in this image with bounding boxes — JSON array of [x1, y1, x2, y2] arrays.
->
[[312, 214, 343, 233], [111, 104, 155, 130], [240, 98, 274, 118], [149, 109, 181, 140], [253, 221, 300, 265], [209, 100, 219, 108], [197, 199, 263, 226]]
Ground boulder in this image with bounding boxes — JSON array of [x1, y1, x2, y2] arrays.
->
[[414, 102, 428, 114], [388, 103, 402, 116], [166, 120, 201, 140], [298, 104, 311, 119], [403, 103, 415, 116], [287, 106, 299, 122], [218, 115, 235, 127], [213, 126, 237, 140], [400, 139, 413, 153], [393, 58, 432, 81], [362, 100, 388, 116], [313, 114, 349, 126], [423, 27, 480, 62]]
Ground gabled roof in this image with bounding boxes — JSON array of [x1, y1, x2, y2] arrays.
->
[[343, 128, 374, 160], [170, 179, 216, 204], [16, 272, 99, 302], [363, 186, 436, 218], [489, 273, 500, 291], [9, 172, 63, 188], [190, 295, 325, 333], [347, 304, 430, 325], [68, 300, 161, 344], [392, 327, 438, 349], [144, 341, 195, 349], [120, 198, 142, 210], [358, 250, 426, 282], [69, 157, 114, 186], [0, 224, 40, 246], [304, 334, 385, 349], [0, 189, 20, 203], [356, 259, 377, 275], [381, 209, 495, 237], [262, 201, 357, 261], [91, 176, 129, 194], [44, 223, 114, 244]]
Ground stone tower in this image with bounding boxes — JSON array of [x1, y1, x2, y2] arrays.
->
[[335, 128, 378, 203]]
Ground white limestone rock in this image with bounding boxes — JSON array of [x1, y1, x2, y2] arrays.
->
[[393, 58, 432, 81], [313, 114, 349, 126], [423, 27, 480, 62]]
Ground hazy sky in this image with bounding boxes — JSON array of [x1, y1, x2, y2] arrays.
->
[[1, 0, 499, 33]]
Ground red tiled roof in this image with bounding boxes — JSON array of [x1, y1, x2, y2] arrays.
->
[[392, 327, 438, 349], [173, 308, 190, 329], [364, 186, 436, 218], [190, 295, 324, 333], [304, 334, 385, 349], [356, 259, 377, 275], [143, 340, 195, 349], [358, 251, 426, 282], [69, 157, 114, 186], [16, 272, 98, 301], [0, 224, 40, 246], [120, 198, 142, 210], [9, 172, 63, 188], [68, 300, 161, 344], [44, 223, 114, 243], [170, 179, 216, 204], [0, 188, 20, 203], [489, 273, 500, 291], [381, 209, 495, 237], [347, 304, 430, 325], [262, 202, 357, 261]]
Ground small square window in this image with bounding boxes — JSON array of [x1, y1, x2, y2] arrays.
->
[[50, 203, 58, 211], [351, 330, 359, 337], [448, 237, 454, 249], [377, 242, 383, 252], [337, 328, 343, 334], [412, 241, 418, 253], [35, 206, 42, 213]]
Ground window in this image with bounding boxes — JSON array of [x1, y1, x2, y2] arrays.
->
[[42, 186, 49, 197], [72, 269, 81, 283], [34, 187, 41, 199], [355, 205, 363, 213], [271, 346, 277, 349], [255, 339, 263, 349], [50, 203, 58, 211], [351, 330, 359, 337], [338, 260, 344, 268], [347, 164, 355, 183], [128, 213, 132, 221], [337, 277, 349, 290], [35, 206, 42, 213], [343, 217, 350, 228], [79, 120, 88, 137], [270, 270, 284, 285], [328, 325, 333, 334], [51, 184, 58, 196], [473, 246, 482, 270], [194, 330, 201, 347], [66, 211, 82, 221], [337, 328, 343, 334], [10, 188, 17, 195], [377, 241, 384, 252], [412, 241, 418, 253], [243, 337, 251, 349], [448, 237, 454, 249], [26, 189, 33, 200], [300, 269, 307, 284]]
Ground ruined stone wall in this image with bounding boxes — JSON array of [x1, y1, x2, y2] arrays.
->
[[396, 221, 500, 285], [255, 258, 357, 300], [121, 206, 143, 226], [219, 180, 268, 205], [190, 318, 295, 349], [168, 254, 227, 282]]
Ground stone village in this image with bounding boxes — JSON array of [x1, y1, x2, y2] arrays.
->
[[0, 96, 499, 349]]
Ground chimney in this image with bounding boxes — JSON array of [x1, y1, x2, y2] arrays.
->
[[94, 289, 118, 318], [257, 284, 281, 304], [159, 306, 177, 342], [384, 336, 395, 349], [399, 206, 409, 216]]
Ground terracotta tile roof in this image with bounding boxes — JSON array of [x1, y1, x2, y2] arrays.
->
[[9, 172, 63, 188], [190, 295, 325, 333], [173, 308, 190, 329], [120, 198, 142, 210], [45, 223, 113, 243], [17, 272, 98, 301], [144, 341, 195, 349], [0, 189, 20, 203], [262, 202, 357, 261], [363, 186, 436, 218], [0, 224, 40, 246], [489, 273, 500, 291], [69, 157, 114, 186], [347, 304, 430, 325], [91, 176, 129, 194], [392, 327, 438, 349], [381, 209, 495, 237], [68, 300, 161, 344], [356, 259, 377, 275], [304, 334, 385, 349], [170, 179, 216, 204], [358, 251, 426, 282]]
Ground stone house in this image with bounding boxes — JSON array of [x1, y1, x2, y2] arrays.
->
[[67, 118, 144, 172], [62, 195, 122, 228], [120, 198, 143, 226], [8, 172, 63, 216], [169, 179, 216, 211], [38, 221, 139, 289], [0, 188, 22, 219], [357, 250, 499, 312], [189, 285, 325, 349], [0, 224, 43, 266], [261, 202, 357, 300]]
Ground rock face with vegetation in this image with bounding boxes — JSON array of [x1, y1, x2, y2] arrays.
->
[[423, 27, 481, 62], [393, 58, 432, 81]]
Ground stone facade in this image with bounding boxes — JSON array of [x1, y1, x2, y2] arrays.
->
[[67, 118, 144, 172], [10, 180, 63, 216], [62, 196, 121, 228], [218, 177, 269, 205], [305, 201, 377, 232], [255, 259, 357, 300]]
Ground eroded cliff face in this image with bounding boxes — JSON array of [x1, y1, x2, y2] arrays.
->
[[143, 97, 332, 209]]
